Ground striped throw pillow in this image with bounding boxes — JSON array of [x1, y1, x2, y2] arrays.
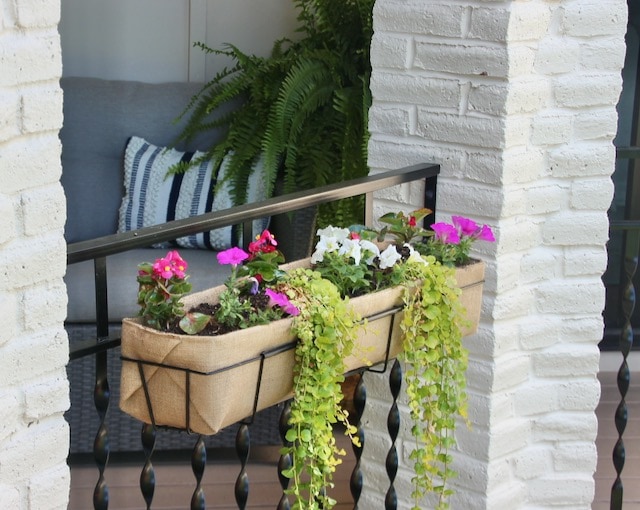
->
[[118, 136, 268, 250]]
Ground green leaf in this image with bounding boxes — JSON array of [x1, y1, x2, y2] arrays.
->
[[178, 313, 210, 335]]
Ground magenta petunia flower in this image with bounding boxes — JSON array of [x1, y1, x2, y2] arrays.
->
[[431, 223, 460, 244], [452, 216, 478, 237], [217, 247, 250, 266], [477, 224, 495, 242], [265, 289, 300, 316]]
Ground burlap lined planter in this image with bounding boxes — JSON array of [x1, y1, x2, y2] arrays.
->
[[119, 260, 484, 436]]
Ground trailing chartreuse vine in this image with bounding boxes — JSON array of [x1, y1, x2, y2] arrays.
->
[[399, 257, 469, 510], [277, 268, 360, 510]]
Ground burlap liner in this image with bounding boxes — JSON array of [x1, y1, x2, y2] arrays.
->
[[120, 259, 484, 435]]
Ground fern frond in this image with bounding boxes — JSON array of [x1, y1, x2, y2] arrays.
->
[[176, 0, 374, 219]]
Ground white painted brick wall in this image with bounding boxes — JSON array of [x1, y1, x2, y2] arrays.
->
[[0, 0, 627, 508], [366, 0, 626, 509], [0, 0, 69, 508]]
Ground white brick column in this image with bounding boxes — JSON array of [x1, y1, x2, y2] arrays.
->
[[364, 1, 627, 508], [0, 1, 69, 509]]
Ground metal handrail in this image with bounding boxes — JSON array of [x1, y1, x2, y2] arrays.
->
[[66, 163, 440, 358], [67, 164, 440, 264]]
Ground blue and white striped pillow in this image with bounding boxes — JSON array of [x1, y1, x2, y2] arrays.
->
[[118, 136, 268, 250]]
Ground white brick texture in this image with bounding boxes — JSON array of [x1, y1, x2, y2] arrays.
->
[[0, 0, 68, 508], [366, 0, 626, 508], [0, 0, 628, 509]]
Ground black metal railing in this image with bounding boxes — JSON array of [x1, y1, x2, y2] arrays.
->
[[607, 146, 640, 510], [608, 221, 639, 510], [66, 163, 439, 509]]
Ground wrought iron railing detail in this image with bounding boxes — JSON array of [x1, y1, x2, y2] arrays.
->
[[609, 223, 639, 510], [191, 435, 207, 510], [93, 350, 110, 510], [140, 423, 156, 509], [385, 360, 402, 510], [235, 425, 250, 510], [65, 164, 440, 508]]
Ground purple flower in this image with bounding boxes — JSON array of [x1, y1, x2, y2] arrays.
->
[[248, 277, 260, 295], [217, 247, 250, 266], [452, 216, 478, 237], [265, 289, 300, 316], [431, 223, 460, 244]]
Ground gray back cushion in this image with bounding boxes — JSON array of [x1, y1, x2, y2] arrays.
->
[[60, 77, 225, 243]]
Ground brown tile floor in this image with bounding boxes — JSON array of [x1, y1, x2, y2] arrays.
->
[[69, 370, 639, 509]]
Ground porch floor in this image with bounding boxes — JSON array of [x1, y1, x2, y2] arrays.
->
[[68, 433, 356, 509], [68, 370, 639, 509]]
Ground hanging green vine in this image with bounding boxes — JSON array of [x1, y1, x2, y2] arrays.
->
[[278, 268, 360, 509], [399, 257, 469, 510]]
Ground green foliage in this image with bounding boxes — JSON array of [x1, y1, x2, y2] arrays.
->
[[178, 312, 210, 335], [377, 208, 434, 245], [173, 0, 375, 228], [399, 258, 469, 510], [279, 268, 360, 509], [312, 251, 372, 297]]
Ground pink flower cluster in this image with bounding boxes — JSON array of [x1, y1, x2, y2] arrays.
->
[[431, 216, 495, 245], [151, 250, 188, 279]]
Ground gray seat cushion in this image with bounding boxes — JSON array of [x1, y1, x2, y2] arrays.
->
[[60, 77, 221, 244], [65, 248, 229, 322]]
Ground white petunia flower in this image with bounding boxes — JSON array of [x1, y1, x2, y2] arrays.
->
[[316, 226, 350, 242], [338, 238, 362, 266], [404, 243, 428, 265], [311, 236, 341, 263], [359, 240, 380, 266], [379, 245, 402, 269]]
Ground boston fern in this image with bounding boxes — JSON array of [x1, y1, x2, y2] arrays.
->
[[173, 0, 374, 227]]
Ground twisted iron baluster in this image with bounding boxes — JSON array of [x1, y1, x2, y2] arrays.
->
[[235, 424, 250, 509], [350, 373, 366, 508], [278, 401, 293, 510], [191, 435, 207, 510], [93, 350, 110, 510], [611, 229, 639, 510], [385, 360, 402, 510], [140, 424, 156, 509]]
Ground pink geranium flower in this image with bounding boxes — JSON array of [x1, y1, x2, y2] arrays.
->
[[152, 257, 174, 279], [152, 250, 189, 279], [217, 247, 250, 266], [431, 223, 460, 244], [166, 250, 188, 278]]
